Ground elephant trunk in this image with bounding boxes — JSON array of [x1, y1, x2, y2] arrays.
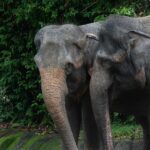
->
[[90, 67, 113, 150], [39, 67, 78, 150]]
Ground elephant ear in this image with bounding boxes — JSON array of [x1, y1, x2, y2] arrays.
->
[[127, 30, 150, 66], [128, 30, 150, 39], [127, 30, 150, 87], [75, 33, 100, 69], [127, 30, 150, 48], [75, 33, 99, 50], [97, 30, 150, 65], [34, 29, 45, 49]]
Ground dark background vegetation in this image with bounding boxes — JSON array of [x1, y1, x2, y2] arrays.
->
[[1, 0, 150, 129]]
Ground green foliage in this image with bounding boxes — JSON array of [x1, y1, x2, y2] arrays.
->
[[0, 126, 142, 149], [111, 6, 135, 16], [112, 113, 136, 125], [1, 0, 150, 127], [112, 123, 143, 139]]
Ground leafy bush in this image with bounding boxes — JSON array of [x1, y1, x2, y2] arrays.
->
[[112, 123, 143, 139], [1, 0, 150, 127]]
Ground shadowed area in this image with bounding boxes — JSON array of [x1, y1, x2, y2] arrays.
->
[[0, 129, 60, 150], [0, 128, 144, 150]]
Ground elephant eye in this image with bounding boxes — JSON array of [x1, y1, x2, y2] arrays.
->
[[65, 63, 74, 75]]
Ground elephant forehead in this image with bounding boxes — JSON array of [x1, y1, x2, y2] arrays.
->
[[42, 31, 76, 45], [35, 43, 67, 68]]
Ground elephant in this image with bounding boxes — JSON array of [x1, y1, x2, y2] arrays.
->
[[81, 15, 150, 150], [34, 22, 102, 150], [111, 89, 150, 150]]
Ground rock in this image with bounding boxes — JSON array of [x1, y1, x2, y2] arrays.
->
[[114, 140, 143, 150], [78, 140, 144, 150]]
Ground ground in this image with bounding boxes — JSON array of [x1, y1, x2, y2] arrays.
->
[[0, 123, 143, 150]]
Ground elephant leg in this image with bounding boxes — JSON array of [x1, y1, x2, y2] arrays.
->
[[136, 116, 150, 150], [82, 92, 100, 150], [61, 96, 81, 150]]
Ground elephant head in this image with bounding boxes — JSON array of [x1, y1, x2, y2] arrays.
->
[[97, 24, 150, 88], [34, 24, 87, 150]]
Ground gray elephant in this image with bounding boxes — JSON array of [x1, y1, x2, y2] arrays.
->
[[82, 15, 150, 150], [34, 22, 102, 150], [111, 89, 150, 150]]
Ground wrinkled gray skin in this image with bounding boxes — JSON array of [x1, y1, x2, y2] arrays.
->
[[85, 15, 150, 150], [34, 22, 102, 150]]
